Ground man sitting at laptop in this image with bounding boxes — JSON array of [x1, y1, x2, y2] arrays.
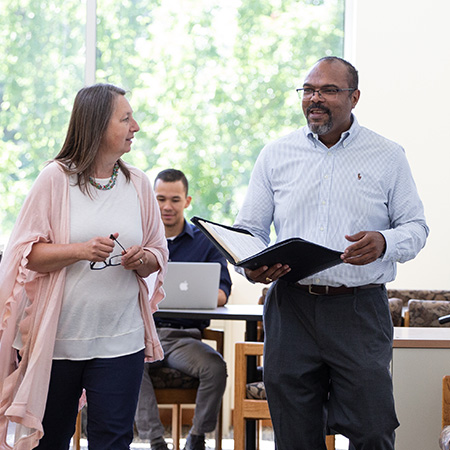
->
[[135, 169, 232, 450]]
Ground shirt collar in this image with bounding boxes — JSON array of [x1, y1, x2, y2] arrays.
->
[[171, 220, 195, 242], [305, 114, 361, 149]]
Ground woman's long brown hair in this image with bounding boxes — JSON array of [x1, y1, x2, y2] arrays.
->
[[54, 83, 131, 194]]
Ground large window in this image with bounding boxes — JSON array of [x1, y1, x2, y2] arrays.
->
[[0, 0, 344, 245], [0, 0, 85, 243]]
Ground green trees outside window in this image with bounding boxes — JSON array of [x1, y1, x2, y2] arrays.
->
[[0, 0, 344, 244]]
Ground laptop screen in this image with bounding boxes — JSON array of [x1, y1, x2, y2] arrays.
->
[[145, 262, 221, 309]]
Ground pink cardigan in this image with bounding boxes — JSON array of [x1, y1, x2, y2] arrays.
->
[[0, 161, 168, 449]]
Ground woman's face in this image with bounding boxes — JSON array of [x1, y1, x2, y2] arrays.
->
[[99, 95, 140, 160]]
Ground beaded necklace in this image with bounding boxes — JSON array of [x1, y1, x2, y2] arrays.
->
[[89, 162, 120, 190]]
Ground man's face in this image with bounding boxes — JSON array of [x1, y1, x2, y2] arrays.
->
[[302, 60, 360, 145], [154, 179, 191, 231]]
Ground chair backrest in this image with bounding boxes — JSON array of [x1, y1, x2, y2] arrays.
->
[[388, 298, 403, 326], [407, 300, 450, 327]]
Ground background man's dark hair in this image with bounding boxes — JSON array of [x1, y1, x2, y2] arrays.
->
[[317, 56, 359, 90], [154, 168, 189, 195]]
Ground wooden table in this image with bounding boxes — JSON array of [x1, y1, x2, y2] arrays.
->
[[393, 327, 450, 450], [154, 304, 263, 342]]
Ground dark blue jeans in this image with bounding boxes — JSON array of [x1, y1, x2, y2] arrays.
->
[[36, 349, 144, 450]]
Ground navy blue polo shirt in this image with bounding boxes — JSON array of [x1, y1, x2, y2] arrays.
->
[[156, 220, 232, 330]]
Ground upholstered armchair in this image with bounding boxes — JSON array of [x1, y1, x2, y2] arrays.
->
[[388, 297, 403, 326], [387, 289, 450, 305], [387, 289, 450, 327], [405, 300, 450, 327]]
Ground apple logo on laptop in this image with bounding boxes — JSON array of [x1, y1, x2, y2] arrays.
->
[[179, 280, 189, 291]]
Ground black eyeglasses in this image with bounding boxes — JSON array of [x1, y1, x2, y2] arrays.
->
[[296, 87, 356, 100], [90, 235, 127, 270]]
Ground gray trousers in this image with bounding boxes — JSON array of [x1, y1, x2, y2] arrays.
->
[[135, 327, 227, 441], [263, 281, 399, 450]]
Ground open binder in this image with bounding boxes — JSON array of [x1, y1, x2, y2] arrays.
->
[[191, 216, 343, 283]]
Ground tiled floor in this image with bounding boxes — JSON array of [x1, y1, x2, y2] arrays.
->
[[71, 435, 349, 450], [71, 437, 272, 449], [7, 423, 349, 449], [72, 430, 349, 449]]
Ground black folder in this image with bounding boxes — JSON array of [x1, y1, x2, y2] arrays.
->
[[191, 216, 343, 283]]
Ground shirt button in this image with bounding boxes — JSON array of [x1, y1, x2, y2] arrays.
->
[[315, 278, 320, 284]]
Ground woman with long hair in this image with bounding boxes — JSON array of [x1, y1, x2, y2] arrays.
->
[[0, 83, 168, 450]]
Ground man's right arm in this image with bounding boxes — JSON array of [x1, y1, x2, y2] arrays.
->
[[235, 149, 290, 284]]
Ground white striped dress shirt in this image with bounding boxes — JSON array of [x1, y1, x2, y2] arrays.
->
[[234, 116, 429, 286]]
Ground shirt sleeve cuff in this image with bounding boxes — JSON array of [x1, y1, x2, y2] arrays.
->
[[234, 265, 256, 283], [378, 230, 394, 261]]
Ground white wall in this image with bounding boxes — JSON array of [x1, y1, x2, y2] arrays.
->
[[346, 0, 450, 289]]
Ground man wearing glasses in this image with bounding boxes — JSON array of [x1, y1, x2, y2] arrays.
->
[[234, 57, 428, 450], [135, 169, 232, 450]]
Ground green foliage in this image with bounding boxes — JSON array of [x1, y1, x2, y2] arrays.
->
[[0, 0, 84, 239], [0, 0, 344, 242]]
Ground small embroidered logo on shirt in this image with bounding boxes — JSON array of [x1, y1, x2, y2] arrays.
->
[[358, 173, 362, 180]]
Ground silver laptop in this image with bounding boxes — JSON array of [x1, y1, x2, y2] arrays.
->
[[147, 262, 221, 309]]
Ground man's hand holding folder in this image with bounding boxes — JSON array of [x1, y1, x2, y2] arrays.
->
[[244, 262, 292, 284], [191, 216, 344, 284]]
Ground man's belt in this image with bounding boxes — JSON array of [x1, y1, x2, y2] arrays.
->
[[293, 283, 384, 296]]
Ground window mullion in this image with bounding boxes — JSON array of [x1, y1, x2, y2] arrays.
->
[[85, 0, 97, 85]]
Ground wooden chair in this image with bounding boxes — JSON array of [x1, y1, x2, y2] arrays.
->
[[234, 341, 335, 450], [150, 328, 224, 450], [72, 329, 223, 450], [73, 410, 83, 450], [440, 376, 450, 449]]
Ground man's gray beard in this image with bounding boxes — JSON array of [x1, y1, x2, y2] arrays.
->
[[308, 118, 333, 135]]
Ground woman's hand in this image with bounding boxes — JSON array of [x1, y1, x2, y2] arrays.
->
[[27, 236, 116, 273], [82, 236, 116, 262]]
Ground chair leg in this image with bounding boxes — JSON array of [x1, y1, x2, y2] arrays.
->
[[256, 420, 261, 450], [214, 402, 222, 450], [172, 404, 181, 450], [73, 409, 82, 450], [233, 415, 245, 450], [326, 434, 336, 450]]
